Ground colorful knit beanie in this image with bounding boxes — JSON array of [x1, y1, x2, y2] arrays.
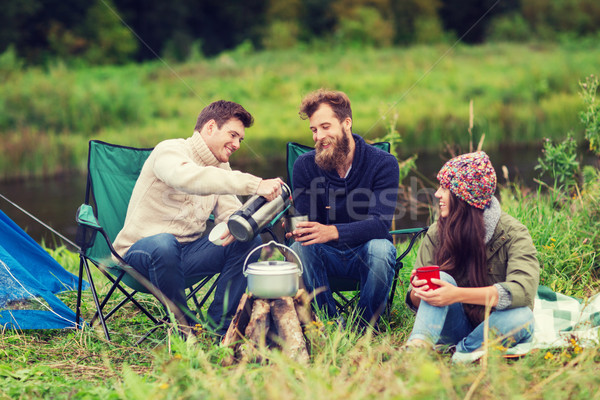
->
[[437, 151, 496, 209]]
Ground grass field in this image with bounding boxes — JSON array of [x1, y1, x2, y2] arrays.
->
[[1, 42, 599, 179], [1, 168, 598, 399]]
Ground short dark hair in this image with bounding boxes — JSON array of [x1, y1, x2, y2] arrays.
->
[[299, 89, 352, 123], [194, 100, 254, 132]]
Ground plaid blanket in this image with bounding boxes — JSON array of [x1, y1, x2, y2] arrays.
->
[[528, 285, 600, 349], [453, 286, 600, 362]]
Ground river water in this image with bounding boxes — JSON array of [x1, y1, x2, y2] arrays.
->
[[0, 144, 593, 248]]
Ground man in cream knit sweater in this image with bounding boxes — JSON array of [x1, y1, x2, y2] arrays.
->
[[113, 100, 283, 335]]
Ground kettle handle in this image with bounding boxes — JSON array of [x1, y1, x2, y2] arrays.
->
[[243, 240, 304, 276]]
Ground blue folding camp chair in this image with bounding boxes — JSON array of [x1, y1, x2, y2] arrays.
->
[[286, 141, 428, 319]]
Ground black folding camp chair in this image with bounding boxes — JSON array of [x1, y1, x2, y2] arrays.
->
[[286, 141, 428, 319], [74, 140, 219, 344]]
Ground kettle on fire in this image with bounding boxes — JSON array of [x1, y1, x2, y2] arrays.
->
[[227, 182, 292, 242]]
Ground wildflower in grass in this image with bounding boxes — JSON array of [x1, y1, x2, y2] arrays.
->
[[569, 337, 582, 354], [544, 352, 554, 360], [159, 383, 170, 389]]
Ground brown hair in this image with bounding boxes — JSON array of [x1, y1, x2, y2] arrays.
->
[[194, 100, 253, 132], [299, 89, 352, 124], [435, 192, 488, 324]]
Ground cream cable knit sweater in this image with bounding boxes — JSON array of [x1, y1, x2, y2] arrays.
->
[[113, 131, 262, 255]]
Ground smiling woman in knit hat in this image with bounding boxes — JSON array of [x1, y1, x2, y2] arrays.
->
[[403, 151, 540, 362]]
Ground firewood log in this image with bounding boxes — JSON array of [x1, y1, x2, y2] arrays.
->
[[293, 288, 314, 326], [222, 293, 252, 346], [221, 293, 252, 366], [270, 297, 309, 363], [240, 299, 270, 363]]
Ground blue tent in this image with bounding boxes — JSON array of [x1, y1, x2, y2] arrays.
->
[[0, 209, 88, 329]]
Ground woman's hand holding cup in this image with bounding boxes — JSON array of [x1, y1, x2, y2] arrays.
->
[[411, 265, 440, 291]]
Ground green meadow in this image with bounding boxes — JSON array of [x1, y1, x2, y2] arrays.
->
[[0, 41, 598, 179], [1, 171, 599, 398]]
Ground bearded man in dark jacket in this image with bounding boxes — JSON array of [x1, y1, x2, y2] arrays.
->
[[287, 89, 399, 328]]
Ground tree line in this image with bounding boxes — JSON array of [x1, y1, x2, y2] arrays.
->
[[1, 0, 600, 66]]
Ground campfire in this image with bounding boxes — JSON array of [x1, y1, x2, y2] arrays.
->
[[220, 289, 318, 365]]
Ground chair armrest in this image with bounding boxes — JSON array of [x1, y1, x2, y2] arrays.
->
[[76, 204, 127, 265], [391, 226, 429, 262], [76, 204, 102, 230], [389, 227, 427, 235]]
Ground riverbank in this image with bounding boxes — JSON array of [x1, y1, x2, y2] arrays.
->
[[1, 42, 599, 180]]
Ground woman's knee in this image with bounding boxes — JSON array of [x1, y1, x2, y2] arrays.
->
[[497, 307, 534, 331], [439, 271, 457, 286]]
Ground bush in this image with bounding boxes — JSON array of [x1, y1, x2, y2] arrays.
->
[[334, 7, 394, 48], [0, 45, 23, 82], [535, 134, 580, 193], [486, 13, 532, 42], [414, 16, 447, 44], [579, 74, 600, 156], [262, 20, 300, 50], [0, 64, 152, 133]]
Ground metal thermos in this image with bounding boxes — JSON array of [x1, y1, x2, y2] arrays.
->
[[228, 183, 291, 242]]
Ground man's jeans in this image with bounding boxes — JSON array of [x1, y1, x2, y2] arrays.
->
[[123, 233, 262, 334], [408, 271, 534, 353], [291, 239, 396, 326]]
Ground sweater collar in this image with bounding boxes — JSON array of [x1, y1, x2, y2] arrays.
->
[[483, 196, 501, 243], [189, 131, 221, 167]]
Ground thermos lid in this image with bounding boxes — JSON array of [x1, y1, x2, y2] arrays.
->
[[228, 215, 254, 242]]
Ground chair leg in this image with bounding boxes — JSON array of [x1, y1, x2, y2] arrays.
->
[[75, 256, 85, 330], [187, 275, 213, 310], [137, 276, 222, 346], [386, 262, 403, 321], [192, 275, 220, 311], [136, 323, 164, 345], [89, 270, 126, 325], [90, 267, 161, 326], [105, 278, 161, 324], [80, 256, 111, 341]]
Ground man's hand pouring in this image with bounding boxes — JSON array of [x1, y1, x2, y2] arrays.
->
[[256, 178, 285, 201]]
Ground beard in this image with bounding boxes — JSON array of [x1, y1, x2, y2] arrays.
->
[[315, 129, 351, 171]]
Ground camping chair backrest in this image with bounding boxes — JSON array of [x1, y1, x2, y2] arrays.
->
[[286, 141, 391, 188], [85, 140, 153, 260]]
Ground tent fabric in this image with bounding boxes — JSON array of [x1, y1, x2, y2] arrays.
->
[[0, 209, 88, 329]]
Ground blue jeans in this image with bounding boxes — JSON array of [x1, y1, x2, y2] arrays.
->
[[123, 233, 262, 334], [408, 272, 534, 353], [291, 239, 396, 326]]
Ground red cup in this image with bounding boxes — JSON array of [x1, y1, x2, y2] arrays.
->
[[416, 265, 440, 290]]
